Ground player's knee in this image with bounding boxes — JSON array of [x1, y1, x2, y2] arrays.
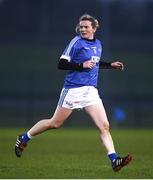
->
[[101, 122, 110, 133], [52, 123, 61, 129], [49, 120, 62, 129]]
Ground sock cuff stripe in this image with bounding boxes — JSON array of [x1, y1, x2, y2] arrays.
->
[[27, 131, 33, 139], [107, 151, 116, 155]]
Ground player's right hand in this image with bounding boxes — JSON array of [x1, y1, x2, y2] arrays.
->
[[83, 60, 96, 69]]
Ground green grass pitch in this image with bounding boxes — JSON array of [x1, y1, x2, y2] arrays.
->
[[0, 128, 153, 179]]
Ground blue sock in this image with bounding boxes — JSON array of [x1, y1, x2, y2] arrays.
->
[[108, 153, 117, 162], [21, 133, 30, 142]]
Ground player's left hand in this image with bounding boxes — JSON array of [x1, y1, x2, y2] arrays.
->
[[111, 61, 124, 71]]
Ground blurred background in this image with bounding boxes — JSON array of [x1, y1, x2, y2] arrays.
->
[[0, 0, 152, 128]]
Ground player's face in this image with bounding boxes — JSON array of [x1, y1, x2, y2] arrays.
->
[[79, 20, 96, 40]]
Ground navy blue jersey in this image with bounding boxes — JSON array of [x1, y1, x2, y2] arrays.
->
[[60, 36, 102, 88]]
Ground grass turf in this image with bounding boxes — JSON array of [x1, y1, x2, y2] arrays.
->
[[0, 128, 153, 179]]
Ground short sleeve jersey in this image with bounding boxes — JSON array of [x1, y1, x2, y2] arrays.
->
[[60, 36, 102, 88]]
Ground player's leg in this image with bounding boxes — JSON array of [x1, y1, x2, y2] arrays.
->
[[84, 103, 116, 154], [84, 103, 132, 171], [15, 106, 72, 157], [28, 106, 72, 136]]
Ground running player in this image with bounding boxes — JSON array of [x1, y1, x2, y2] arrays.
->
[[15, 14, 132, 172]]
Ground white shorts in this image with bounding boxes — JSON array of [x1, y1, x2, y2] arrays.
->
[[58, 86, 102, 109]]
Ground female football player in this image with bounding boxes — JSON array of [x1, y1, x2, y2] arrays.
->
[[15, 14, 132, 172]]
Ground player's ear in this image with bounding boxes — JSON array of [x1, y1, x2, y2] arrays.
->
[[75, 24, 80, 34], [93, 28, 97, 33]]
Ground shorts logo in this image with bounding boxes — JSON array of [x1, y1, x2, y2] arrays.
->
[[65, 101, 73, 108]]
